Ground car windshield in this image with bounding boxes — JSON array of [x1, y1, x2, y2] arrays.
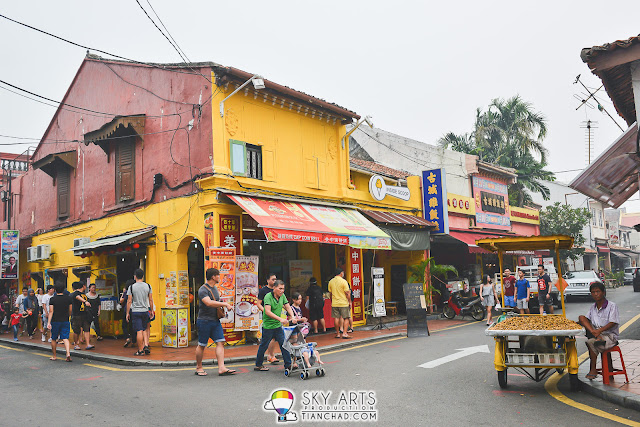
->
[[565, 271, 596, 279], [625, 268, 637, 273]]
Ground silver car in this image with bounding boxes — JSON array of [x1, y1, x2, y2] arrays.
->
[[564, 270, 602, 300], [624, 267, 640, 287]]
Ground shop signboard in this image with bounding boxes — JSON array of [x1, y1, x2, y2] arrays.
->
[[349, 247, 365, 324], [219, 214, 241, 249], [235, 255, 260, 331], [1, 230, 19, 279], [403, 283, 430, 337], [369, 175, 411, 201], [372, 267, 386, 317], [472, 176, 511, 230], [289, 260, 313, 294], [422, 169, 449, 234], [206, 247, 242, 342]]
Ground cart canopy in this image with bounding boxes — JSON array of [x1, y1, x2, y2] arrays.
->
[[475, 235, 574, 252]]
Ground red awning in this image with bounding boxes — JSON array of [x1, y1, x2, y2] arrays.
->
[[449, 231, 494, 254], [360, 209, 435, 227], [596, 245, 610, 253]]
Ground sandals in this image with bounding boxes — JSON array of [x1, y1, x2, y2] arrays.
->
[[267, 357, 279, 364], [219, 369, 236, 376], [194, 370, 208, 376], [65, 356, 72, 362], [254, 366, 269, 371], [134, 350, 145, 356], [85, 345, 95, 350], [585, 373, 597, 380], [123, 339, 132, 348], [144, 346, 151, 355], [347, 328, 354, 333]]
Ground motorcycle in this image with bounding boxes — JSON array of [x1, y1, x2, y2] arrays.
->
[[442, 289, 485, 321]]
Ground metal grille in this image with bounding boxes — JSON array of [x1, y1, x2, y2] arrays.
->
[[246, 144, 262, 179]]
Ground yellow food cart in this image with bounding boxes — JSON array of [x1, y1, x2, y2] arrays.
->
[[476, 235, 584, 391]]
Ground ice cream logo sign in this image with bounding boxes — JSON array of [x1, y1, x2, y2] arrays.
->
[[368, 175, 410, 201]]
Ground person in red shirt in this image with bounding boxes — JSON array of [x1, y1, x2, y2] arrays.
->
[[502, 269, 517, 308], [10, 307, 22, 341]]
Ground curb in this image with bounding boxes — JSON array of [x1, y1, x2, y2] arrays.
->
[[0, 332, 405, 367], [577, 358, 640, 411]]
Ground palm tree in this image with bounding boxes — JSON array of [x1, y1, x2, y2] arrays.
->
[[438, 96, 554, 206]]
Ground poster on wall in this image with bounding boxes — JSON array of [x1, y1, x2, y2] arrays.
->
[[178, 271, 189, 306], [349, 247, 365, 324], [177, 308, 189, 347], [372, 267, 386, 317], [1, 230, 19, 279], [165, 271, 178, 306], [206, 248, 236, 329], [289, 260, 313, 294], [162, 308, 178, 348], [235, 255, 260, 331], [472, 176, 511, 230], [204, 212, 215, 252], [219, 214, 241, 249]]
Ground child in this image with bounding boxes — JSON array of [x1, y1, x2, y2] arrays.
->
[[10, 307, 22, 341], [287, 324, 324, 367], [289, 292, 307, 323]]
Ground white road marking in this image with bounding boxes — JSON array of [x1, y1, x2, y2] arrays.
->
[[418, 345, 490, 369]]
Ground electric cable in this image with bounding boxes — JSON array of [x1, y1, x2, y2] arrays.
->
[[145, 0, 190, 62]]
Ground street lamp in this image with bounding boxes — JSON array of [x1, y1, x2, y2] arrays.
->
[[219, 75, 265, 117]]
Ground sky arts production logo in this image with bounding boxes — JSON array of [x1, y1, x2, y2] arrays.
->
[[263, 389, 378, 423]]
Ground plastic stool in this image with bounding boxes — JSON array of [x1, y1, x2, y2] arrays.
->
[[596, 345, 629, 385]]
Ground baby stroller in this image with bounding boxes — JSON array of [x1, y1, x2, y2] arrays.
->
[[283, 323, 326, 380]]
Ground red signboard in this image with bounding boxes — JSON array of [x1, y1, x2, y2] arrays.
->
[[219, 214, 241, 249], [349, 247, 365, 323], [263, 228, 349, 245]]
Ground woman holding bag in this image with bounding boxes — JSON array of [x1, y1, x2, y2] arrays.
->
[[479, 275, 498, 326]]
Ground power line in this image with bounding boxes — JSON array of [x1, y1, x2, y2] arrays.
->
[[134, 0, 188, 63], [0, 13, 211, 82], [145, 0, 190, 61]]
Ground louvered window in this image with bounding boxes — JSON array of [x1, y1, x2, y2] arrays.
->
[[57, 168, 70, 219], [116, 139, 135, 202], [246, 144, 262, 179]]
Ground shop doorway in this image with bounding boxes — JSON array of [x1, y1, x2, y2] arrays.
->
[[390, 265, 407, 314], [188, 239, 204, 329], [319, 244, 336, 291], [117, 254, 139, 291]]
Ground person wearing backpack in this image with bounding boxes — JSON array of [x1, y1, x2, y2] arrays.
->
[[305, 277, 326, 334]]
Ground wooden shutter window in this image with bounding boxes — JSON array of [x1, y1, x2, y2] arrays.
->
[[57, 168, 70, 219], [116, 139, 135, 202]]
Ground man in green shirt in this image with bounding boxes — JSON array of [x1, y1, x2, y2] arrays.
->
[[254, 280, 298, 371]]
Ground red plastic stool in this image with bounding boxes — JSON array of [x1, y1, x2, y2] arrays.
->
[[596, 345, 629, 385]]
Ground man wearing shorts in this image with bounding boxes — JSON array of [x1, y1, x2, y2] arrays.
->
[[194, 268, 234, 376], [579, 282, 619, 380], [70, 281, 93, 350], [514, 269, 530, 314], [328, 268, 351, 339], [502, 269, 516, 308], [47, 282, 73, 362], [536, 265, 554, 314], [126, 269, 153, 356]]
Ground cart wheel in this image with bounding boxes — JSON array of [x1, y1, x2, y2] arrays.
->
[[316, 369, 322, 377], [569, 373, 581, 392], [471, 305, 485, 321], [320, 368, 325, 376], [284, 369, 290, 377], [556, 368, 564, 374], [443, 305, 455, 319], [497, 369, 508, 389]]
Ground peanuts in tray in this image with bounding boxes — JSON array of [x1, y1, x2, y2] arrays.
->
[[489, 316, 582, 331]]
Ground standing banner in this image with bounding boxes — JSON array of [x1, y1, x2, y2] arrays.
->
[[372, 267, 386, 317], [348, 247, 365, 324], [206, 247, 242, 342], [1, 230, 19, 279], [235, 255, 260, 331], [289, 260, 313, 295]]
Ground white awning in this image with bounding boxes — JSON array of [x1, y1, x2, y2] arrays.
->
[[68, 227, 155, 253]]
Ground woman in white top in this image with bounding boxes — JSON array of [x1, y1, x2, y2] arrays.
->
[[479, 274, 498, 326], [36, 288, 44, 334]]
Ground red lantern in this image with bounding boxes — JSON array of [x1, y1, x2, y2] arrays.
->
[[125, 246, 132, 252], [132, 243, 140, 249], [109, 249, 116, 255]]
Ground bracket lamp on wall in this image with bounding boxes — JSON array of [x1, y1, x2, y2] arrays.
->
[[220, 75, 265, 117]]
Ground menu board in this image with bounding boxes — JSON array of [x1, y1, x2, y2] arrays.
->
[[206, 248, 236, 329], [177, 308, 188, 347], [165, 271, 178, 306], [162, 308, 178, 348], [403, 283, 429, 337], [289, 260, 313, 294], [372, 267, 386, 317], [178, 271, 189, 306], [235, 256, 260, 331]]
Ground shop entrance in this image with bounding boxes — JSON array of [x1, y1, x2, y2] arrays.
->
[[390, 264, 407, 314], [188, 239, 204, 329], [319, 244, 336, 291]]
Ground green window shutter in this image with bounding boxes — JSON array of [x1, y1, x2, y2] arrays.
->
[[230, 139, 247, 176]]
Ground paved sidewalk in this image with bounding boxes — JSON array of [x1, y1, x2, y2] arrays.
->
[[578, 339, 640, 411], [0, 317, 468, 366]]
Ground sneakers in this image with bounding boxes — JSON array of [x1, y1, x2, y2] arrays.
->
[[48, 338, 52, 343], [14, 338, 18, 341], [41, 336, 46, 342]]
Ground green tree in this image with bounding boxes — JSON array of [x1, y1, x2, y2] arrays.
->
[[438, 96, 554, 206], [539, 202, 591, 265], [408, 258, 457, 313]]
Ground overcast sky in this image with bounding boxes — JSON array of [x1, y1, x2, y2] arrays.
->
[[1, 1, 640, 209]]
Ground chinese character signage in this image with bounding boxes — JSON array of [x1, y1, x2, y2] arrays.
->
[[472, 176, 511, 230], [1, 230, 19, 279], [219, 214, 241, 248], [421, 169, 449, 234], [349, 247, 365, 323]]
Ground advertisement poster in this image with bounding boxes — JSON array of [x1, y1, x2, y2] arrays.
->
[[219, 214, 241, 249], [204, 212, 215, 252], [165, 271, 178, 306], [289, 260, 313, 294], [422, 169, 449, 234], [349, 247, 365, 324], [472, 176, 511, 230], [177, 308, 189, 347], [372, 267, 386, 317], [178, 270, 189, 306], [235, 255, 260, 331], [206, 248, 236, 330], [1, 230, 19, 279], [162, 308, 178, 348], [94, 278, 115, 297]]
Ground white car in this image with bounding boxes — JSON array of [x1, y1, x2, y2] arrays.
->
[[564, 270, 602, 300]]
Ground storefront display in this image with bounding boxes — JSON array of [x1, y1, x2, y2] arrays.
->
[[162, 306, 189, 348]]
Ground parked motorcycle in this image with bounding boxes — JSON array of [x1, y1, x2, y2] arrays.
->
[[442, 290, 485, 321]]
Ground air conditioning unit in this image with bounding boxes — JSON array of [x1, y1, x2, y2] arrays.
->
[[27, 247, 38, 262], [37, 244, 52, 260], [73, 237, 90, 247]]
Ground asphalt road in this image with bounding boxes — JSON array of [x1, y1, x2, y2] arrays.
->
[[1, 286, 640, 426]]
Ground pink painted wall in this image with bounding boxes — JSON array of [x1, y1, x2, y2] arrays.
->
[[0, 57, 213, 237]]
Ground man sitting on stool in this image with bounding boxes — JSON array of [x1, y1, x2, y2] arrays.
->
[[578, 282, 619, 380]]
